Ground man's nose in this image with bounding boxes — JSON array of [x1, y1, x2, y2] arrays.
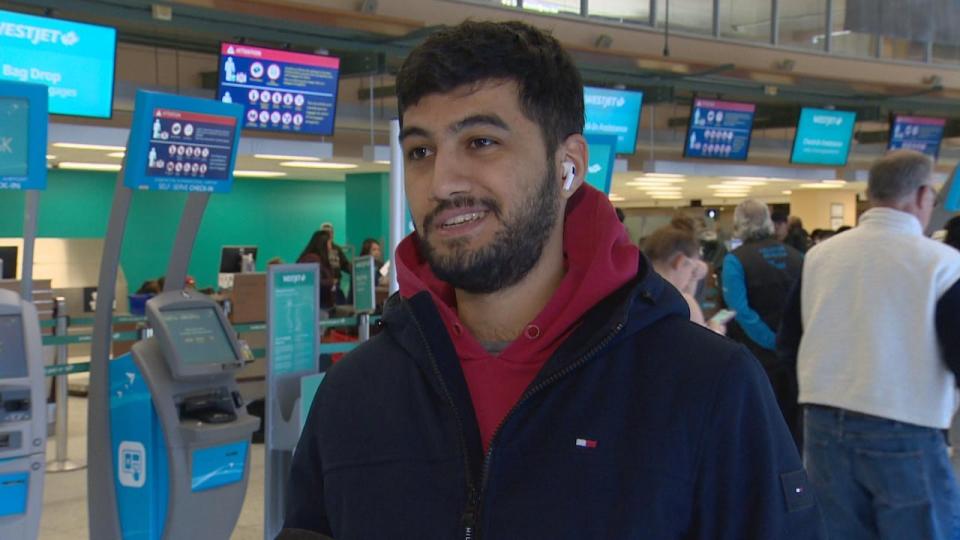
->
[[430, 147, 473, 200]]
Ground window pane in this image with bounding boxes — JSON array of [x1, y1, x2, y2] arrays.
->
[[880, 37, 926, 62], [589, 0, 650, 23], [933, 43, 960, 65], [778, 0, 827, 50], [719, 0, 771, 43], [831, 0, 880, 57], [655, 0, 712, 35], [523, 0, 580, 14]]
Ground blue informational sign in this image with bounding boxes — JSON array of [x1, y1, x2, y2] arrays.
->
[[943, 165, 960, 213], [0, 9, 116, 118], [217, 43, 340, 136], [584, 87, 643, 155], [0, 80, 47, 190], [791, 108, 857, 166], [684, 99, 756, 161], [888, 115, 946, 159], [584, 133, 617, 194], [124, 91, 244, 193]]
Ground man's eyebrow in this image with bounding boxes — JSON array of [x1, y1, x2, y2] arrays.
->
[[399, 126, 431, 142], [451, 114, 510, 134]]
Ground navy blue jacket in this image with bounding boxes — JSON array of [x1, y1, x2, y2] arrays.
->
[[283, 261, 825, 539]]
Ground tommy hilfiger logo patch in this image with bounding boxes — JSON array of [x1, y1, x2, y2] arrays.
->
[[576, 438, 598, 449]]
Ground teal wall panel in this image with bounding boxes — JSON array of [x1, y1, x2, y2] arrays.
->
[[0, 170, 346, 291]]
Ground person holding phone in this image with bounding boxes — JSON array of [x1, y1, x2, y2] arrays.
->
[[642, 221, 729, 334]]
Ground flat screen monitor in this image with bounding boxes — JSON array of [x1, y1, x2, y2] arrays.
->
[[219, 246, 258, 273], [0, 314, 27, 378], [888, 115, 946, 159], [217, 42, 341, 135], [160, 307, 238, 367], [584, 86, 643, 154], [791, 108, 857, 166], [0, 97, 29, 179], [0, 9, 116, 118], [684, 99, 756, 161], [0, 246, 17, 279], [142, 107, 238, 189]]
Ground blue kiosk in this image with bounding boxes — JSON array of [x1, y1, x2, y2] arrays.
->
[[0, 79, 48, 540], [87, 90, 258, 539]]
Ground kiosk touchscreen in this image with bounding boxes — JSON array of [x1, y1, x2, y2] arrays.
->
[[0, 289, 45, 539], [111, 289, 258, 539]]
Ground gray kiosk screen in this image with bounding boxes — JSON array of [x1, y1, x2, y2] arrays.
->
[[160, 308, 237, 365], [0, 315, 27, 378]]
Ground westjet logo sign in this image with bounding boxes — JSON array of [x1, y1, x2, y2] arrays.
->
[[0, 19, 79, 46]]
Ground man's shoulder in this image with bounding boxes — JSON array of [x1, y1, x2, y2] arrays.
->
[[628, 315, 754, 377], [320, 332, 410, 392]]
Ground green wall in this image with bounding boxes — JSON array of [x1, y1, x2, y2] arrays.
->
[[0, 170, 347, 291], [344, 172, 390, 261]]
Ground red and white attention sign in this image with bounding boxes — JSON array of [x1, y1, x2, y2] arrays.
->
[[155, 108, 237, 127], [220, 43, 340, 70]]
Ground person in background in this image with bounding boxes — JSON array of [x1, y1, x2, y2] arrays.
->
[[297, 230, 340, 312], [810, 228, 834, 245], [771, 209, 790, 242], [779, 150, 960, 540], [945, 215, 960, 251], [643, 222, 725, 334], [784, 216, 810, 253], [359, 238, 389, 287], [360, 238, 384, 272], [722, 198, 804, 447], [320, 222, 352, 303]]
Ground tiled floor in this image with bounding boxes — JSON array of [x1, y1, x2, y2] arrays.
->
[[38, 395, 268, 540]]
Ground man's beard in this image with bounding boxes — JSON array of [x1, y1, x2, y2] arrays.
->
[[418, 162, 560, 294]]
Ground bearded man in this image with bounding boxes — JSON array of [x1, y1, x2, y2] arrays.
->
[[281, 20, 824, 540]]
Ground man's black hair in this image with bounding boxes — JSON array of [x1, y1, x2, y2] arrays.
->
[[396, 20, 585, 156]]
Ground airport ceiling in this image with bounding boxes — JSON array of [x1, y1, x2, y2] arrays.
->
[[5, 0, 960, 139]]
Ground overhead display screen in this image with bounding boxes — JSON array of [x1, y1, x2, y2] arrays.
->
[[0, 9, 116, 118], [584, 86, 643, 154], [161, 308, 237, 366], [0, 97, 28, 180], [791, 108, 857, 166], [684, 99, 756, 161], [888, 115, 946, 159], [144, 108, 237, 184], [0, 314, 27, 379], [217, 43, 340, 135]]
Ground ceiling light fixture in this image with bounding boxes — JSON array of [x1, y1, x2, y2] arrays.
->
[[255, 154, 320, 161], [52, 143, 126, 152], [234, 170, 288, 178], [57, 162, 123, 172], [280, 161, 359, 170], [107, 152, 125, 158]]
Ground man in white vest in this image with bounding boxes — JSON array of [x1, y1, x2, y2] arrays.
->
[[779, 149, 960, 540]]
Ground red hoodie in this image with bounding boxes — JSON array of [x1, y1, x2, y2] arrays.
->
[[396, 186, 639, 451]]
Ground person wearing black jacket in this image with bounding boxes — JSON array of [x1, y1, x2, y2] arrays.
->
[[281, 20, 824, 539]]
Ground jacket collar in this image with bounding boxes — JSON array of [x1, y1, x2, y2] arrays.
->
[[859, 207, 923, 235]]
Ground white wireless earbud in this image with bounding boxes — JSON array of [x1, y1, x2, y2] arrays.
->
[[562, 161, 577, 191]]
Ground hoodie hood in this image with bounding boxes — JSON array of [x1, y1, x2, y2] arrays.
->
[[396, 184, 641, 363]]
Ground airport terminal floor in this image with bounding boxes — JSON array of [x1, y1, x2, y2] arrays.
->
[[5, 0, 960, 538]]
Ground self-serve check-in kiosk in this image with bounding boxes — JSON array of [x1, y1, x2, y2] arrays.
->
[[0, 79, 48, 540], [0, 290, 45, 538], [111, 289, 258, 538], [87, 90, 252, 539]]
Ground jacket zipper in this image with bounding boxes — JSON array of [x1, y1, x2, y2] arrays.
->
[[402, 300, 480, 540], [472, 321, 626, 539]]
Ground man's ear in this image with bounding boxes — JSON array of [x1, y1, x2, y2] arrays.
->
[[558, 134, 588, 200]]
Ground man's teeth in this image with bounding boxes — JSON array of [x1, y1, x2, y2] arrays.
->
[[443, 212, 486, 227]]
